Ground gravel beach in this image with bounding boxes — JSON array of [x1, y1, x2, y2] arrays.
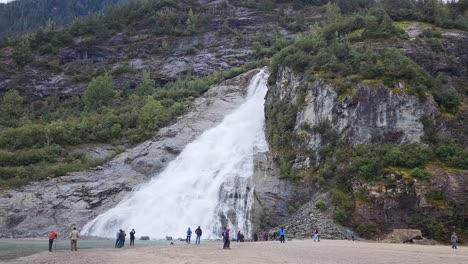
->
[[4, 239, 467, 264]]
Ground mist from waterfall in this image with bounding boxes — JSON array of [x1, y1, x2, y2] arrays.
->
[[82, 70, 269, 239]]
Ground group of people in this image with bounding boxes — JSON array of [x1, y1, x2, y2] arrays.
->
[[186, 226, 203, 244], [115, 228, 136, 248], [46, 226, 460, 252], [252, 231, 269, 242], [48, 227, 79, 252]]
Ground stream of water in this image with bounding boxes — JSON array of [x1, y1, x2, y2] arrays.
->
[[82, 70, 269, 239]]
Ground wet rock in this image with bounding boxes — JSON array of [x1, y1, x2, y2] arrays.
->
[[139, 236, 150, 240]]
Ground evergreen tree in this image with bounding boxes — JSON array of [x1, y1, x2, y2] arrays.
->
[[83, 74, 115, 110], [136, 71, 156, 96], [12, 37, 33, 67], [0, 90, 24, 126]]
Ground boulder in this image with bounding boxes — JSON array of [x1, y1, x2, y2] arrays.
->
[[390, 229, 423, 243], [139, 236, 150, 240]]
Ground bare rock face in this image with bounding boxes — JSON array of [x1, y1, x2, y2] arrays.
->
[[271, 67, 438, 165], [0, 70, 258, 238], [250, 152, 298, 233]]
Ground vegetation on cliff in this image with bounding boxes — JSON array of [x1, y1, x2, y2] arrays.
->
[[0, 60, 264, 186]]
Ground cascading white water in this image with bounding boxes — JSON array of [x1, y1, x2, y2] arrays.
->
[[82, 70, 269, 239]]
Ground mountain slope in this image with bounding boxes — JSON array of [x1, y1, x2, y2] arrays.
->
[[0, 0, 126, 34]]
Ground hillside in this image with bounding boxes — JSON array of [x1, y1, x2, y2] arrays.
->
[[0, 0, 467, 242], [0, 0, 126, 34]]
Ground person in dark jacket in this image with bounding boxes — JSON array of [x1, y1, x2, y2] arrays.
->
[[130, 229, 136, 246], [118, 230, 126, 248], [115, 230, 121, 248], [195, 226, 202, 245], [253, 233, 258, 242], [451, 232, 458, 249], [223, 228, 230, 249], [186, 227, 192, 244], [237, 231, 241, 243]]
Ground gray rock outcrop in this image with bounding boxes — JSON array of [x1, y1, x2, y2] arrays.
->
[[272, 68, 438, 162]]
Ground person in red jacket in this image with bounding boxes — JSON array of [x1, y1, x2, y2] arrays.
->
[[48, 230, 58, 252]]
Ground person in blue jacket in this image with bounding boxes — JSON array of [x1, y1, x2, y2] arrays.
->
[[279, 227, 286, 243], [186, 227, 192, 244]]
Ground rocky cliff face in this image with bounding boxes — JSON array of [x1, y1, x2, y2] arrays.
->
[[0, 70, 257, 238], [259, 23, 468, 240], [266, 66, 440, 170], [263, 64, 467, 239]]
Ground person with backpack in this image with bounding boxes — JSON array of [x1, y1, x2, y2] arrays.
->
[[69, 227, 79, 251], [195, 226, 202, 245], [279, 227, 286, 243], [186, 227, 192, 244], [48, 230, 58, 252], [223, 228, 230, 249], [130, 229, 136, 246]]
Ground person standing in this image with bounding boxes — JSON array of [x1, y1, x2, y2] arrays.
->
[[313, 229, 319, 242], [237, 231, 241, 243], [70, 227, 79, 251], [48, 230, 57, 252], [186, 227, 192, 244], [279, 227, 286, 243], [115, 230, 121, 248], [253, 233, 258, 242], [121, 230, 126, 247], [451, 232, 458, 249], [130, 229, 136, 246], [195, 226, 202, 245], [223, 228, 230, 249]]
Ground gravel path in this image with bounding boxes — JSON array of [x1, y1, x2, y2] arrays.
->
[[5, 240, 467, 264]]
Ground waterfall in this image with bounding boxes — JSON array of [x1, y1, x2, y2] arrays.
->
[[82, 70, 269, 239]]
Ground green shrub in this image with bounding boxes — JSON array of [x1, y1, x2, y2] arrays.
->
[[428, 190, 444, 201], [335, 208, 352, 225], [12, 37, 33, 67], [331, 188, 354, 225], [315, 199, 328, 212], [357, 223, 381, 239], [410, 167, 431, 180], [83, 74, 116, 110]]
